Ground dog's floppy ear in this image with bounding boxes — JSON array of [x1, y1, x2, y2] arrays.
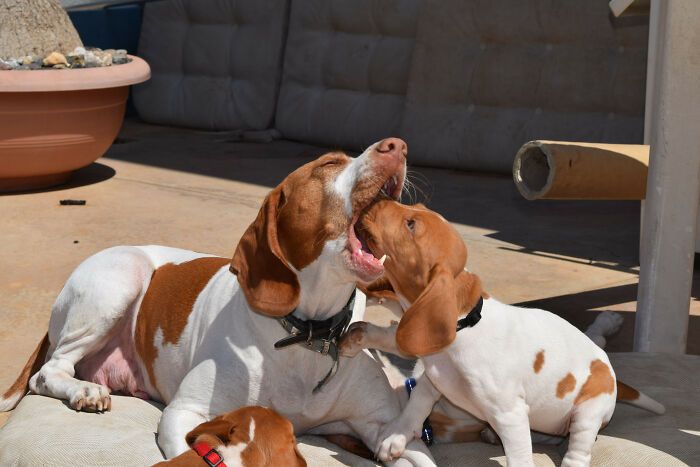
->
[[396, 264, 460, 356], [358, 276, 398, 302], [231, 186, 300, 316], [185, 417, 234, 446]]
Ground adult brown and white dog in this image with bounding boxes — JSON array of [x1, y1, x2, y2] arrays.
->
[[341, 200, 664, 467], [154, 406, 306, 467], [0, 139, 436, 466]]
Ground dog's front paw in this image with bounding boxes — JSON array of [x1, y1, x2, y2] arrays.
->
[[377, 432, 409, 461], [339, 321, 368, 357], [69, 382, 111, 412]]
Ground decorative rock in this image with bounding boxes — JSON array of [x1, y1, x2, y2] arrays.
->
[[100, 53, 113, 67], [21, 55, 35, 65], [43, 52, 68, 67], [67, 47, 86, 68], [67, 54, 85, 68], [84, 50, 102, 68], [113, 49, 128, 65], [1, 47, 129, 70]]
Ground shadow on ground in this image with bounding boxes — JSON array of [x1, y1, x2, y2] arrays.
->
[[518, 279, 700, 355], [0, 163, 116, 197], [106, 119, 640, 268]]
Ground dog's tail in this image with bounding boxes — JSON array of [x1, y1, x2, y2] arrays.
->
[[616, 380, 665, 415], [0, 333, 49, 412]]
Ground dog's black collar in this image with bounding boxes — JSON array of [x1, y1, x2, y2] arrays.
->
[[456, 296, 484, 332], [274, 290, 356, 393]]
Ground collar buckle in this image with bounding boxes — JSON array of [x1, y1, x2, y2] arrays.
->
[[203, 448, 224, 467], [192, 442, 226, 467]]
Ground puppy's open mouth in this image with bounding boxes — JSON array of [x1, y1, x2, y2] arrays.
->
[[346, 175, 401, 280]]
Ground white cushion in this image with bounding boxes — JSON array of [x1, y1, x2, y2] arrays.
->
[[0, 353, 696, 466]]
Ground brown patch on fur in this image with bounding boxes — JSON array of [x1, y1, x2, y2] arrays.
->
[[533, 350, 545, 374], [231, 152, 353, 317], [600, 420, 609, 431], [575, 359, 615, 405], [322, 434, 374, 459], [135, 257, 230, 393], [430, 412, 482, 443], [1, 332, 49, 400], [556, 373, 577, 398], [275, 154, 349, 270], [616, 380, 640, 401], [430, 411, 454, 435]]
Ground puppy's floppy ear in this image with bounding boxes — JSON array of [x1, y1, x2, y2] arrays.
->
[[396, 264, 460, 356], [358, 276, 398, 302], [185, 417, 234, 446], [231, 186, 300, 316]]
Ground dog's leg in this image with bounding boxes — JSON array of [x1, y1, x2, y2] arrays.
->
[[561, 398, 612, 467], [29, 247, 151, 412], [561, 417, 600, 467], [158, 404, 208, 458], [487, 399, 535, 467], [341, 361, 436, 466], [373, 374, 440, 464], [340, 322, 410, 358]]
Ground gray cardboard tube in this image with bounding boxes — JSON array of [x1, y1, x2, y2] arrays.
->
[[512, 141, 649, 200]]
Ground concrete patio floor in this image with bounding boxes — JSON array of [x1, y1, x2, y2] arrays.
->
[[1, 118, 699, 429]]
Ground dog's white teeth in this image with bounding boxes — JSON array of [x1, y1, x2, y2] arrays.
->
[[379, 254, 387, 265]]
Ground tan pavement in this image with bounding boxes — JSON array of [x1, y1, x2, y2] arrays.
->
[[1, 119, 698, 427]]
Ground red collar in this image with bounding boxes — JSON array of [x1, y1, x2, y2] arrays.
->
[[192, 441, 227, 467]]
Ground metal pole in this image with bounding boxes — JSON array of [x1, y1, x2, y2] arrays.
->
[[635, 0, 700, 353]]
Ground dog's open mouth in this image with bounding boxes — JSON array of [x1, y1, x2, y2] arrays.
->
[[346, 174, 401, 280]]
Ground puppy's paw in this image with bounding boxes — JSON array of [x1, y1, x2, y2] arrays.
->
[[377, 432, 409, 461], [339, 321, 368, 357], [69, 382, 111, 412]]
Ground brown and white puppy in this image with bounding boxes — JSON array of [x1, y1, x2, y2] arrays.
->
[[1, 140, 437, 466], [342, 200, 664, 467], [154, 406, 306, 467]]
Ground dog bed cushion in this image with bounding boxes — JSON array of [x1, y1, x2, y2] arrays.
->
[[0, 353, 697, 466]]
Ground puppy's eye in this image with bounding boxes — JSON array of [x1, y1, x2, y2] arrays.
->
[[406, 218, 416, 232]]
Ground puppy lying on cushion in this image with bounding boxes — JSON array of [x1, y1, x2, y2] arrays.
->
[[154, 406, 306, 467], [342, 200, 664, 467]]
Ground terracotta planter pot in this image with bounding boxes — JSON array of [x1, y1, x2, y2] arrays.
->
[[0, 56, 150, 192]]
